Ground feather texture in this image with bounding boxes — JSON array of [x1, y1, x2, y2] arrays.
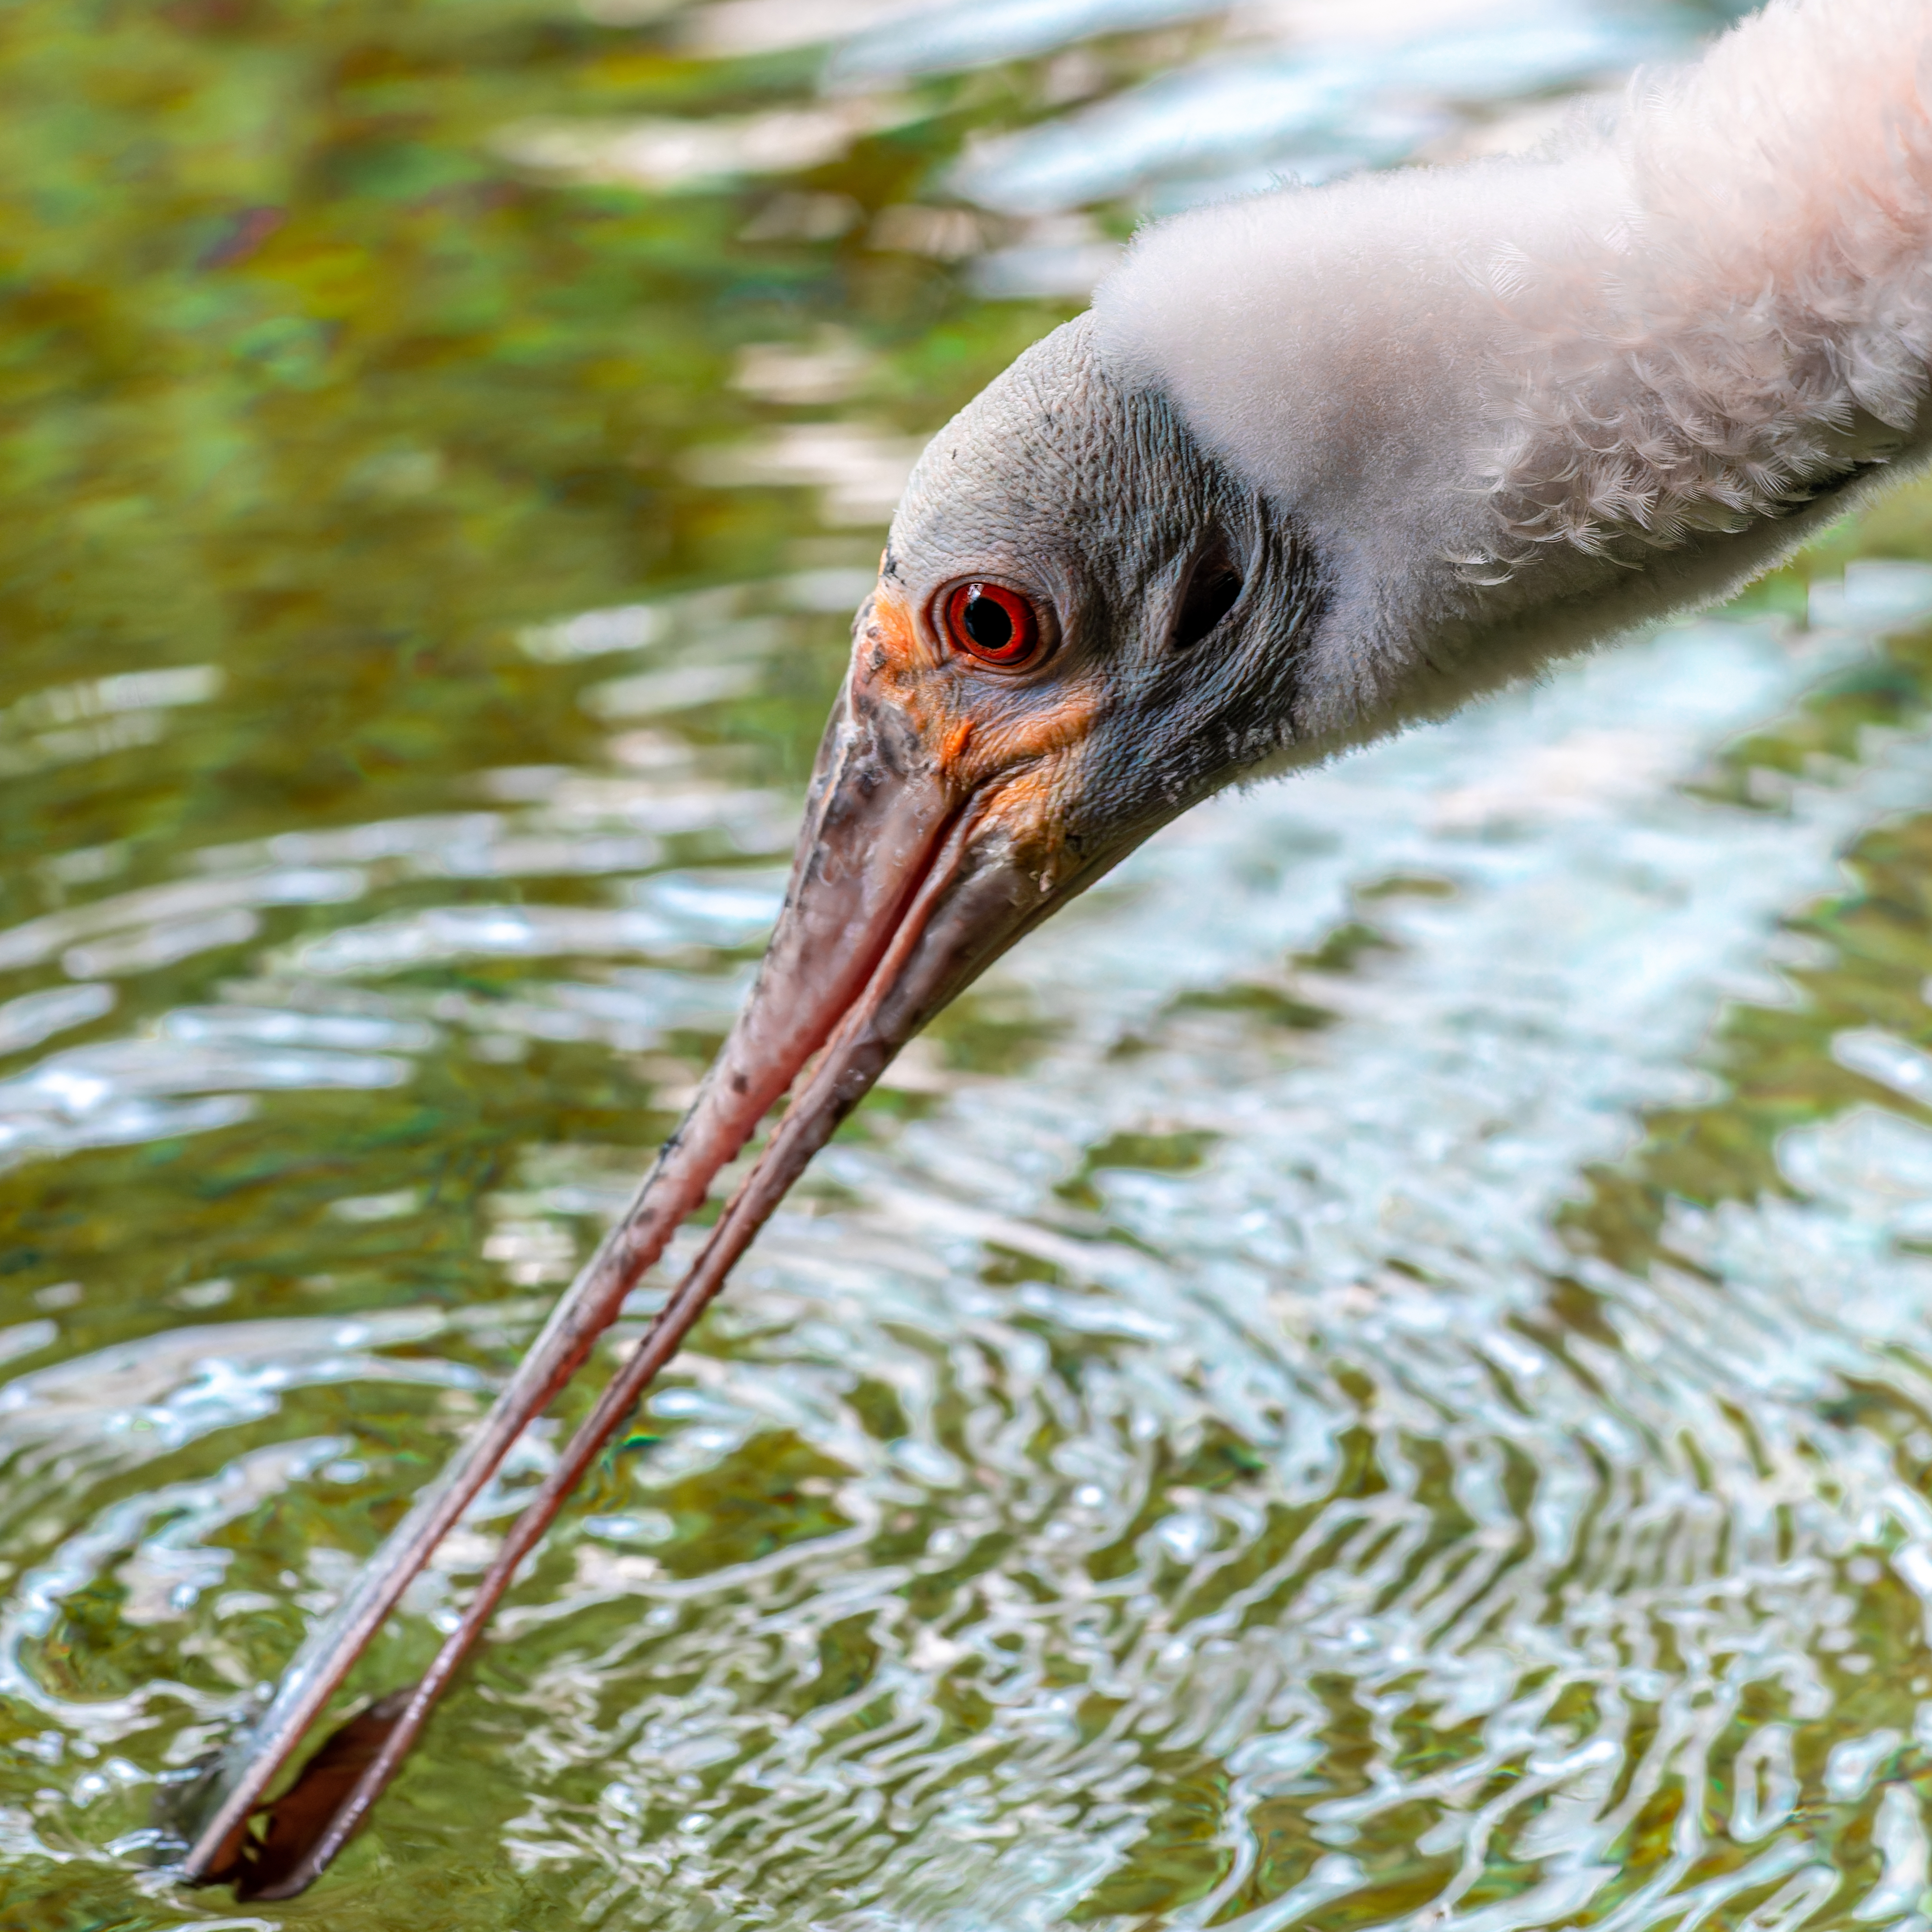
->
[[1094, 0, 1932, 738], [1489, 0, 1932, 563]]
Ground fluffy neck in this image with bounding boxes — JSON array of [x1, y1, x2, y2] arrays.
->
[[1094, 0, 1932, 748]]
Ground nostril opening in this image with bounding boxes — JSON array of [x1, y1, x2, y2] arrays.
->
[[1171, 540, 1243, 649]]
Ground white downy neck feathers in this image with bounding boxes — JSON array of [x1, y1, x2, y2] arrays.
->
[[1093, 0, 1932, 739]]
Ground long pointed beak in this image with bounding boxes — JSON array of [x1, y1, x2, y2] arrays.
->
[[172, 667, 1061, 1894]]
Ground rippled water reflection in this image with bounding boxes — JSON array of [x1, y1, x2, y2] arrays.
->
[[8, 0, 1932, 1927]]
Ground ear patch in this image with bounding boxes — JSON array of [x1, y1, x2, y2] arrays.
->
[[1171, 538, 1244, 649]]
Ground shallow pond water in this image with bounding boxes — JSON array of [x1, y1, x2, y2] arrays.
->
[[10, 2, 1932, 1928]]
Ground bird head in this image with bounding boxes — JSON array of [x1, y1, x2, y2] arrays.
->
[[702, 313, 1325, 1167], [872, 312, 1322, 896]]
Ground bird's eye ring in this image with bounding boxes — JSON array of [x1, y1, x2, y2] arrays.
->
[[941, 581, 1042, 669]]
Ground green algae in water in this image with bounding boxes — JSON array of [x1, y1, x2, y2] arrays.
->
[[8, 0, 1932, 1927]]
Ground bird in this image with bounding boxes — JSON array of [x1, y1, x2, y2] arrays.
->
[[173, 0, 1932, 1896]]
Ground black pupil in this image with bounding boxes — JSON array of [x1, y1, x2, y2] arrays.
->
[[962, 592, 1014, 653]]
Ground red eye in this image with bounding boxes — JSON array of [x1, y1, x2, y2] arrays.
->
[[942, 581, 1041, 668]]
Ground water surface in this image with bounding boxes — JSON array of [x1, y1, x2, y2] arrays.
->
[[8, 3, 1932, 1929]]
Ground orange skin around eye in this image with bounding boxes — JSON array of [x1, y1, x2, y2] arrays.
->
[[855, 582, 1105, 888]]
